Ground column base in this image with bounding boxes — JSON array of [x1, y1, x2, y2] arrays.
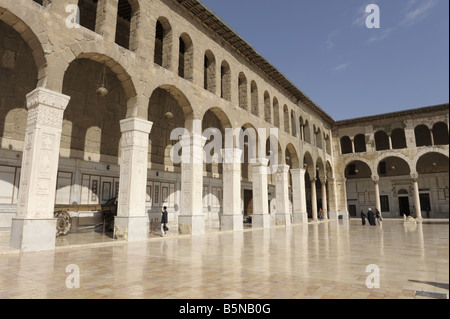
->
[[221, 214, 243, 232], [252, 214, 271, 229], [275, 213, 291, 227], [10, 218, 57, 252], [329, 211, 349, 220], [292, 212, 308, 224], [114, 216, 149, 242], [178, 215, 205, 235]]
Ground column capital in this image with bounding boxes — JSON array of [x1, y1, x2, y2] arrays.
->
[[274, 164, 290, 174], [120, 117, 153, 134], [410, 172, 419, 181], [251, 158, 269, 167], [26, 87, 71, 111], [221, 148, 243, 164], [371, 175, 380, 183]]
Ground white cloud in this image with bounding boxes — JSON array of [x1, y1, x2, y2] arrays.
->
[[326, 30, 339, 50], [352, 4, 370, 27], [366, 27, 395, 44], [400, 0, 438, 27], [333, 62, 350, 72]]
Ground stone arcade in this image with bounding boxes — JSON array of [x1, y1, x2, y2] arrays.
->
[[0, 0, 448, 252]]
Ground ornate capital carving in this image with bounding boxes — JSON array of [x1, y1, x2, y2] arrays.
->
[[26, 87, 70, 111]]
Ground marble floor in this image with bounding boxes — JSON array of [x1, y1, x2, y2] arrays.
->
[[0, 219, 448, 299]]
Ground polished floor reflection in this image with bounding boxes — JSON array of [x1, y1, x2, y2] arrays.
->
[[0, 219, 448, 299]]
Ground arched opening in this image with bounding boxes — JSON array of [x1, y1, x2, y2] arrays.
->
[[154, 18, 172, 69], [325, 133, 331, 155], [354, 134, 366, 153], [264, 91, 271, 124], [291, 110, 296, 137], [391, 128, 407, 149], [220, 61, 231, 101], [340, 136, 352, 154], [62, 58, 129, 165], [303, 120, 311, 143], [299, 117, 304, 141], [115, 0, 137, 50], [345, 160, 372, 179], [415, 125, 432, 147], [377, 156, 410, 177], [0, 19, 38, 151], [239, 123, 258, 181], [250, 81, 258, 116], [202, 108, 231, 177], [204, 50, 216, 94], [283, 105, 290, 134], [238, 72, 248, 111], [375, 130, 390, 151], [273, 98, 280, 128], [315, 127, 322, 149], [303, 152, 314, 218], [416, 152, 449, 218], [433, 122, 449, 145], [148, 88, 188, 171], [345, 160, 372, 217], [78, 0, 98, 32], [178, 33, 193, 82]]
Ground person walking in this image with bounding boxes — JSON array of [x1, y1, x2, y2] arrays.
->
[[375, 208, 383, 227], [161, 206, 168, 237], [367, 208, 376, 226], [361, 210, 367, 225]]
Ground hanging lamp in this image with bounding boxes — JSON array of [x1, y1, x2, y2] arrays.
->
[[96, 62, 108, 98]]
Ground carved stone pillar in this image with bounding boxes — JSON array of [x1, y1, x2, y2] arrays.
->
[[179, 132, 207, 235], [221, 148, 243, 231], [114, 117, 153, 242], [310, 177, 318, 221], [320, 177, 328, 220], [411, 173, 423, 220], [10, 88, 70, 252], [372, 175, 381, 212], [327, 177, 338, 219], [252, 158, 270, 228], [290, 168, 308, 224], [274, 164, 291, 226]]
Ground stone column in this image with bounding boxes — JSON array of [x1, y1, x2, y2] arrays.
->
[[320, 177, 328, 220], [411, 173, 423, 220], [274, 164, 291, 226], [372, 175, 381, 212], [114, 117, 153, 242], [252, 158, 270, 228], [327, 177, 339, 219], [10, 88, 70, 252], [310, 177, 318, 221], [95, 0, 119, 42], [290, 168, 308, 224], [179, 132, 207, 235], [221, 148, 243, 231]]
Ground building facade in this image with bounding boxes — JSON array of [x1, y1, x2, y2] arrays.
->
[[0, 0, 448, 252]]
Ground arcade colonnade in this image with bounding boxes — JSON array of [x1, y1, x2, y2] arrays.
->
[[1, 0, 338, 253]]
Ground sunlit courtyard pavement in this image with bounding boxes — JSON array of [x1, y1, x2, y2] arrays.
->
[[0, 219, 448, 299]]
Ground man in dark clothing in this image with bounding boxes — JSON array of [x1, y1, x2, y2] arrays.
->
[[367, 208, 376, 226], [161, 206, 168, 237], [361, 210, 367, 225]]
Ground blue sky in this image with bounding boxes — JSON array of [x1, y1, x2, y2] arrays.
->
[[200, 0, 449, 121]]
